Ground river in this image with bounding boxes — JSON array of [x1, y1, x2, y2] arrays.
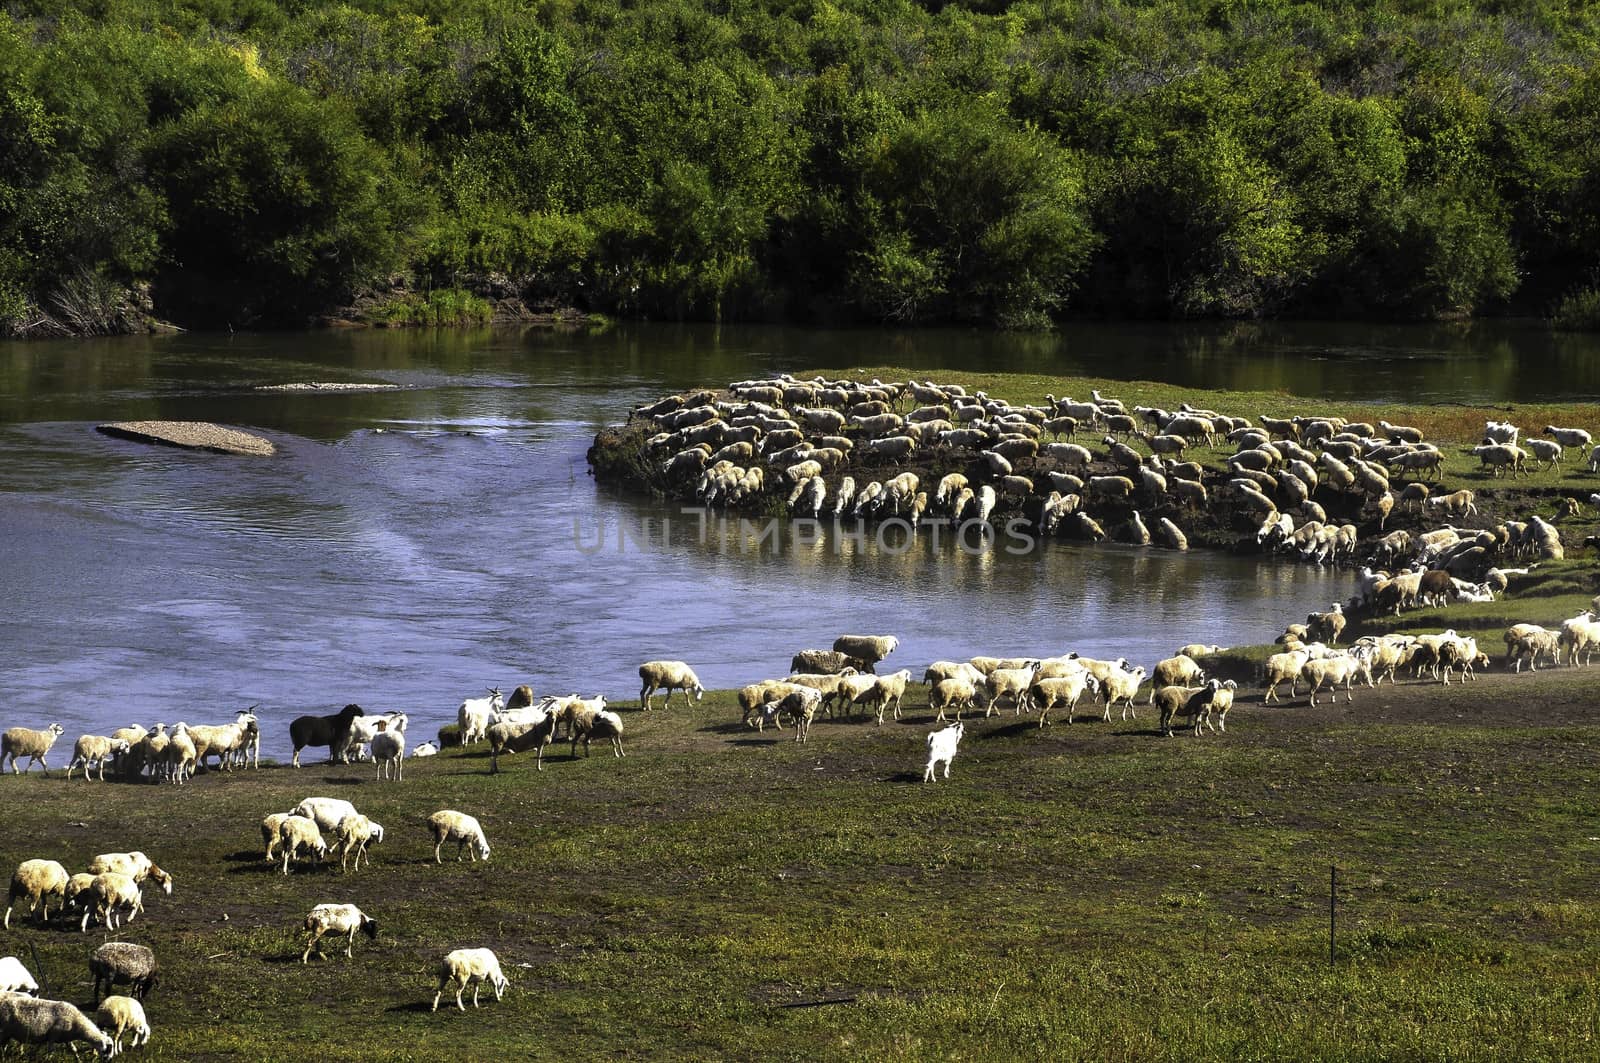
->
[[0, 319, 1590, 759]]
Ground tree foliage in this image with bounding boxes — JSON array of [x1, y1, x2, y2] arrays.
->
[[3, 0, 1600, 332]]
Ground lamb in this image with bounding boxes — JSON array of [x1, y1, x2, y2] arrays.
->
[[428, 810, 490, 863], [1505, 624, 1560, 672], [831, 634, 898, 672], [371, 721, 406, 781], [302, 902, 379, 962], [289, 704, 365, 767], [332, 813, 382, 871], [923, 722, 964, 782], [432, 948, 508, 1012], [1188, 679, 1238, 734], [65, 735, 132, 782], [279, 816, 329, 875], [4, 859, 69, 929], [638, 660, 706, 710], [1544, 425, 1593, 450], [0, 956, 38, 995], [0, 995, 113, 1059], [94, 996, 150, 1056], [772, 688, 823, 742], [1149, 656, 1205, 701], [78, 873, 143, 932], [0, 724, 65, 775], [89, 942, 157, 1005], [456, 688, 505, 745]]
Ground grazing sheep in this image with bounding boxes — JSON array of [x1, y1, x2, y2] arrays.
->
[[302, 903, 379, 963], [89, 942, 157, 1005], [288, 704, 365, 768], [290, 797, 362, 834], [0, 956, 38, 995], [832, 634, 898, 672], [0, 995, 112, 1059], [87, 853, 172, 896], [261, 813, 292, 863], [638, 661, 705, 710], [428, 810, 490, 863], [279, 816, 329, 875], [5, 859, 69, 929], [923, 722, 964, 782], [456, 689, 505, 746], [64, 735, 132, 782], [1425, 489, 1477, 519], [1, 724, 65, 775], [770, 688, 823, 742], [94, 996, 150, 1055], [488, 712, 560, 774], [432, 948, 508, 1012], [332, 814, 382, 872]]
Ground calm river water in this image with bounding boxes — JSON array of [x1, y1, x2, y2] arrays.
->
[[1, 319, 1592, 758]]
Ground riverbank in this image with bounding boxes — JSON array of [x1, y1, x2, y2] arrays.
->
[[5, 667, 1600, 1060]]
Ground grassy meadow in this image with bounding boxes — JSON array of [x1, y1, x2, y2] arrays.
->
[[5, 668, 1600, 1061]]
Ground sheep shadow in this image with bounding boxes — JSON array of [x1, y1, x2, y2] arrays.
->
[[386, 1001, 436, 1015], [889, 771, 926, 785], [727, 737, 782, 747], [224, 849, 267, 864], [698, 721, 751, 736]]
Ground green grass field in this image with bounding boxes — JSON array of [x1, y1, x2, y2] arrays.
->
[[6, 669, 1600, 1060]]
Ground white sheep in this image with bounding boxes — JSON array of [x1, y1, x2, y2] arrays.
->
[[261, 813, 292, 863], [1, 724, 65, 775], [78, 872, 143, 932], [984, 666, 1037, 716], [1544, 425, 1593, 450], [1149, 656, 1206, 702], [64, 735, 132, 782], [831, 634, 899, 672], [341, 712, 408, 762], [87, 852, 173, 896], [333, 813, 382, 872], [930, 677, 978, 723], [871, 670, 913, 724], [5, 859, 69, 929], [302, 902, 379, 962], [456, 688, 505, 745], [1029, 672, 1099, 728], [411, 741, 439, 758], [0, 995, 113, 1059], [0, 956, 39, 995], [279, 816, 329, 875], [291, 797, 362, 834], [1099, 665, 1147, 721], [428, 810, 490, 863], [923, 722, 964, 782], [638, 660, 705, 710], [371, 722, 405, 781], [432, 948, 508, 1011], [95, 995, 151, 1055]]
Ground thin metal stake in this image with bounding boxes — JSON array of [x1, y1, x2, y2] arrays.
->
[[1329, 864, 1337, 966]]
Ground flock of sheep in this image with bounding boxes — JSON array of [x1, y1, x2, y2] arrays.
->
[[615, 374, 1596, 595], [1, 794, 513, 1055]]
